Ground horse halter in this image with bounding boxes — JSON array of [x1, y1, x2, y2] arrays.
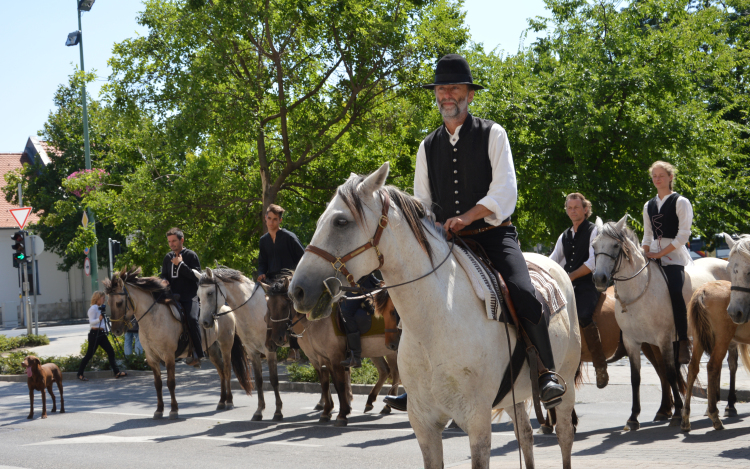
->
[[305, 190, 391, 287]]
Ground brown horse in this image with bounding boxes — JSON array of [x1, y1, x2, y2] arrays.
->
[[263, 274, 400, 426], [373, 288, 400, 351], [106, 267, 253, 419], [682, 280, 750, 431]]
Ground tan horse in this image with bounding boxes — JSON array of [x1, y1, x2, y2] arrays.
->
[[264, 274, 400, 426], [682, 280, 750, 431], [106, 267, 253, 419]]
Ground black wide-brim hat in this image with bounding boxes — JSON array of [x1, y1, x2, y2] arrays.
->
[[422, 54, 485, 90]]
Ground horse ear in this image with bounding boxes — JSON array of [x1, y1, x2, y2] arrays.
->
[[192, 269, 201, 281], [358, 162, 390, 195], [723, 233, 735, 250], [615, 214, 628, 232], [206, 267, 213, 280], [259, 281, 271, 294], [282, 276, 290, 290], [595, 216, 603, 232]]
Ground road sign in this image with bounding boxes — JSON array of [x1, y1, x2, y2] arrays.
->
[[82, 211, 89, 228], [84, 247, 90, 255], [9, 208, 32, 229], [28, 235, 45, 257], [84, 257, 91, 276]]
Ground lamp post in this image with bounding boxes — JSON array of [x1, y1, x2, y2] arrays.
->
[[66, 0, 99, 294]]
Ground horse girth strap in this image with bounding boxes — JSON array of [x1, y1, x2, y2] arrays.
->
[[731, 285, 750, 294], [305, 190, 391, 287]]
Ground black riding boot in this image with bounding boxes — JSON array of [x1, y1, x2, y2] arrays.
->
[[383, 393, 408, 412], [523, 317, 565, 408], [340, 332, 362, 368]]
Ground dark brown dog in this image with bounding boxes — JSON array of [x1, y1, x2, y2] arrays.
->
[[22, 355, 64, 419]]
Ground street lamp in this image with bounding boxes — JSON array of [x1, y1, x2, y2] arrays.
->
[[65, 0, 99, 294]]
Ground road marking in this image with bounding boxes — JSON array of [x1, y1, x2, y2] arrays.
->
[[24, 434, 323, 448], [190, 436, 321, 447]]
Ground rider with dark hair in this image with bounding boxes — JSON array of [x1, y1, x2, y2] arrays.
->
[[384, 54, 565, 412], [161, 227, 203, 367]]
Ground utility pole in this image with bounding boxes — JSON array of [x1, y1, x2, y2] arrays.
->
[[18, 183, 31, 335], [77, 2, 99, 294]]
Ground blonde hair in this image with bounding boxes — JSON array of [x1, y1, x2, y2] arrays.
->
[[565, 192, 592, 218], [90, 291, 105, 306], [649, 160, 676, 190]]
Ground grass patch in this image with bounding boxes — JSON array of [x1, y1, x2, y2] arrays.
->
[[0, 334, 50, 352], [288, 358, 380, 385]]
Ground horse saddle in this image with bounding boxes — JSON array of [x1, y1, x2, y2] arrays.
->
[[331, 302, 386, 338]]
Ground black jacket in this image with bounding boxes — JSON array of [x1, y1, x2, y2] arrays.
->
[[160, 248, 201, 300], [258, 228, 305, 277]]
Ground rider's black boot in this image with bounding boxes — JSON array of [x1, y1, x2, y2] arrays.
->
[[340, 332, 362, 368], [523, 317, 565, 409], [383, 393, 407, 412]]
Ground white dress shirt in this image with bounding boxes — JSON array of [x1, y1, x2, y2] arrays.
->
[[414, 122, 517, 225], [87, 304, 104, 329], [550, 224, 598, 272], [641, 193, 694, 267]]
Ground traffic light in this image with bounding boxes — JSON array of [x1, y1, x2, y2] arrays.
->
[[111, 239, 122, 260], [11, 230, 27, 266]]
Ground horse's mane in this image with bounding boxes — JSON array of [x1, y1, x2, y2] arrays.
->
[[729, 234, 750, 262], [337, 175, 438, 263], [267, 270, 294, 295], [372, 288, 391, 318], [599, 220, 641, 249], [198, 266, 247, 286], [103, 266, 169, 294]]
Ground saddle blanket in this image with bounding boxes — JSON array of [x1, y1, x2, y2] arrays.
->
[[168, 303, 221, 354], [453, 246, 566, 322]]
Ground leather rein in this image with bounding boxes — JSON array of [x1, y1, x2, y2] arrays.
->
[[108, 284, 163, 327]]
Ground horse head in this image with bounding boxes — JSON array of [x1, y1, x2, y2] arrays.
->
[[373, 288, 401, 352], [591, 215, 640, 291], [725, 233, 750, 324], [196, 267, 224, 329], [103, 267, 133, 336], [290, 162, 391, 319], [261, 274, 297, 346]]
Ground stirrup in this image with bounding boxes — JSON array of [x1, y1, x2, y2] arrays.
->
[[539, 370, 567, 409]]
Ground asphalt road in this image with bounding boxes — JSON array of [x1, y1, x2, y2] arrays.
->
[[1, 364, 749, 469]]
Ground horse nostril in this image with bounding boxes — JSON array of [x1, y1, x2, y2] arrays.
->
[[293, 285, 305, 303]]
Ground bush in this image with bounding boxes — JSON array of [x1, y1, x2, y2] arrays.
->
[[287, 358, 380, 385], [0, 334, 50, 352]]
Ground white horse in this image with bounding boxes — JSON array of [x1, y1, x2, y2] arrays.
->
[[591, 216, 730, 430], [195, 267, 285, 421], [289, 163, 580, 469], [723, 234, 750, 324]]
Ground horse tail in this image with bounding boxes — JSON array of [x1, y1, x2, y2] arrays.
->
[[574, 362, 584, 390], [739, 344, 750, 374], [689, 287, 715, 356], [491, 408, 504, 422], [230, 333, 254, 395]]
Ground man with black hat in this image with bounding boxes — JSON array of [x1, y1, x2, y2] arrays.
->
[[384, 54, 566, 412], [161, 227, 203, 367]]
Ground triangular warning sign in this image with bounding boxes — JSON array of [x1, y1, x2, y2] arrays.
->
[[9, 207, 32, 229]]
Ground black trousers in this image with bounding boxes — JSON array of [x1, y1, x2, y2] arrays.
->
[[78, 329, 120, 376], [464, 225, 543, 324], [574, 281, 600, 328], [663, 264, 688, 341], [179, 298, 204, 358]]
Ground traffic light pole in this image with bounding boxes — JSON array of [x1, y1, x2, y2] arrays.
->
[[78, 4, 99, 294], [17, 184, 31, 335]]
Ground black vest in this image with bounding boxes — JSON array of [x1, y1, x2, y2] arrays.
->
[[647, 193, 681, 240], [424, 114, 496, 231], [562, 219, 595, 287]]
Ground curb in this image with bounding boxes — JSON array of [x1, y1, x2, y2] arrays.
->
[[0, 370, 153, 383], [692, 385, 750, 402]]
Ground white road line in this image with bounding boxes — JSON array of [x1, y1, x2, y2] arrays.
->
[[190, 436, 321, 447]]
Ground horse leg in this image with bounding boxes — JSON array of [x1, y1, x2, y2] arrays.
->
[[538, 410, 554, 435], [662, 343, 685, 428], [681, 339, 703, 432], [410, 411, 448, 469], [706, 342, 729, 430], [643, 344, 672, 420], [725, 342, 738, 418], [250, 351, 265, 421], [267, 351, 283, 421], [331, 365, 352, 427], [220, 339, 234, 409], [149, 358, 164, 419], [465, 411, 492, 469], [318, 366, 334, 423], [166, 359, 178, 419], [554, 399, 576, 469], [624, 340, 642, 431], [207, 342, 227, 410], [508, 402, 535, 469], [365, 357, 389, 413]]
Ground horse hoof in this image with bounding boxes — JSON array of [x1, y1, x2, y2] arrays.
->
[[380, 406, 391, 415], [251, 413, 263, 421], [334, 418, 348, 427], [538, 425, 554, 435], [225, 403, 234, 410], [314, 403, 325, 411], [724, 407, 738, 418], [669, 416, 682, 427], [625, 420, 640, 431], [273, 413, 283, 421], [653, 412, 671, 422], [216, 403, 226, 410], [153, 412, 163, 419], [318, 416, 331, 423], [713, 420, 724, 430], [169, 411, 178, 420], [681, 420, 691, 432], [364, 404, 374, 413]]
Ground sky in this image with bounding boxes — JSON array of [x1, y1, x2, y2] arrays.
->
[[0, 0, 550, 152]]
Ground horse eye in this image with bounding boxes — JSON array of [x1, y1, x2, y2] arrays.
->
[[116, 301, 123, 306], [335, 218, 349, 226], [614, 244, 620, 249], [207, 291, 213, 296]]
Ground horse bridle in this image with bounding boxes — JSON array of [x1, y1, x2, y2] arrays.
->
[[305, 190, 391, 287], [208, 281, 259, 319], [268, 293, 307, 338], [109, 285, 161, 326]]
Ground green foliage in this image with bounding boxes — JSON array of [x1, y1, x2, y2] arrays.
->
[[287, 362, 320, 383], [0, 334, 50, 352], [287, 358, 379, 384], [350, 358, 380, 385]]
